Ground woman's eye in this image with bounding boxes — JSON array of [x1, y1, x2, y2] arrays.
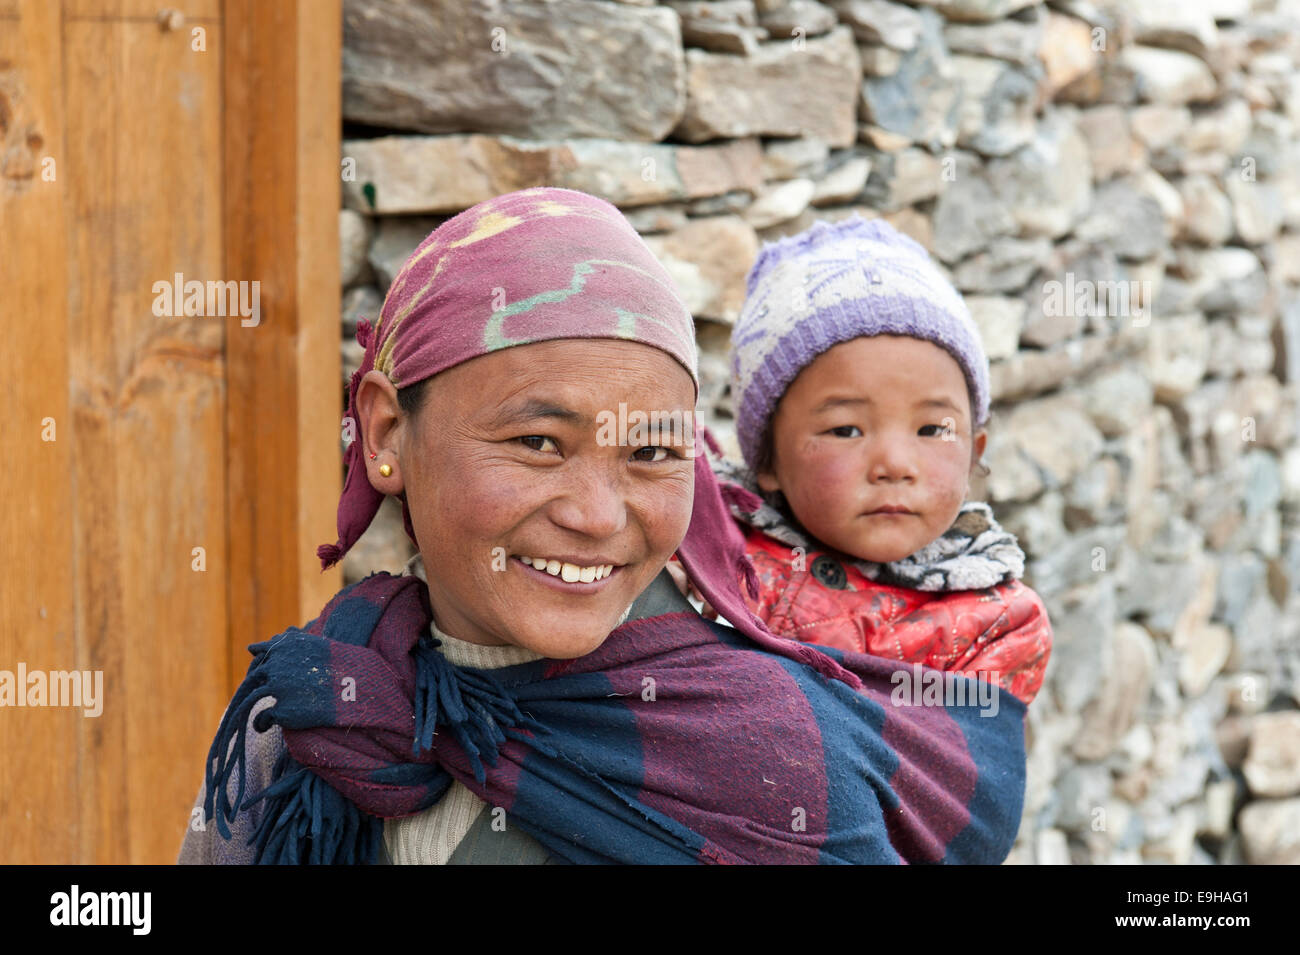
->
[[519, 435, 558, 453], [829, 425, 861, 438], [631, 446, 670, 463]]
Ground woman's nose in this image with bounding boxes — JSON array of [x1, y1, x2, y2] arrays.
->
[[547, 461, 628, 538]]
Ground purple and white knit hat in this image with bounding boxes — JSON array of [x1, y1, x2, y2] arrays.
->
[[730, 216, 990, 470]]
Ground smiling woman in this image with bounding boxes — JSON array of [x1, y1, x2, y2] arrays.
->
[[177, 187, 1031, 865], [357, 338, 697, 659]]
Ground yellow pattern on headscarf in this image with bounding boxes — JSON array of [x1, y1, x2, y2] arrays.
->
[[376, 253, 450, 378], [534, 199, 578, 217], [449, 210, 523, 248]]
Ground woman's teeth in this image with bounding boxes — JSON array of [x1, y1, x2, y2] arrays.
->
[[516, 556, 615, 582]]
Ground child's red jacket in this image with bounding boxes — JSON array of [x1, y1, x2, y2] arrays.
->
[[715, 459, 1052, 707]]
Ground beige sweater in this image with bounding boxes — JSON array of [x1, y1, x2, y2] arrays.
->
[[382, 553, 544, 864]]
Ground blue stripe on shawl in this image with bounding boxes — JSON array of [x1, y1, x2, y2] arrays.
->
[[322, 591, 388, 646], [502, 668, 711, 864], [807, 642, 1027, 864], [940, 685, 1027, 863], [765, 646, 902, 864]]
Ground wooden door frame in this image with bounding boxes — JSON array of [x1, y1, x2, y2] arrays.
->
[[223, 0, 343, 694], [0, 0, 341, 863]]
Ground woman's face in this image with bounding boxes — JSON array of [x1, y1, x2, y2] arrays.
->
[[358, 339, 697, 658], [758, 335, 986, 565]]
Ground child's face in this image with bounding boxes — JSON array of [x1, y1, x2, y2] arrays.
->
[[757, 335, 987, 565]]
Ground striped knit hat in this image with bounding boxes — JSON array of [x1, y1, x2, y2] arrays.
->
[[730, 216, 990, 471]]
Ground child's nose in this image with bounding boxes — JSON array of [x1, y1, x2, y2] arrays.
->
[[868, 439, 918, 483]]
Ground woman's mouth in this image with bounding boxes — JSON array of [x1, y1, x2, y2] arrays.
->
[[512, 554, 621, 591]]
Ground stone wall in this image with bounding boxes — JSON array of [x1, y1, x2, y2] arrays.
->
[[336, 0, 1300, 864]]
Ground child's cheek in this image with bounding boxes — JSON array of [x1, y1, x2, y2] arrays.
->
[[790, 441, 861, 513], [925, 446, 972, 508], [927, 451, 964, 484]]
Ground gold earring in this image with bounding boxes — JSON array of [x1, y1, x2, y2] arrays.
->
[[379, 463, 392, 477]]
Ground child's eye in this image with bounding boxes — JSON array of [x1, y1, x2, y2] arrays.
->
[[920, 424, 953, 438], [829, 425, 862, 438], [519, 435, 558, 453], [631, 446, 671, 463]]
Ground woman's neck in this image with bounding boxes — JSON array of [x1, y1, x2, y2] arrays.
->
[[403, 552, 544, 667]]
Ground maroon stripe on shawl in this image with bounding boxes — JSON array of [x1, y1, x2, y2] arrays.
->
[[880, 692, 978, 862], [585, 612, 828, 864]]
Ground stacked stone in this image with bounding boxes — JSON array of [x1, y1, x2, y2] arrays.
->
[[336, 0, 1300, 865]]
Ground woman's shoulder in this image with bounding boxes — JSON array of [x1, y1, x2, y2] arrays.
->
[[177, 695, 284, 864]]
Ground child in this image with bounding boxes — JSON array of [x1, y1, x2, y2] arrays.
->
[[707, 216, 1051, 706]]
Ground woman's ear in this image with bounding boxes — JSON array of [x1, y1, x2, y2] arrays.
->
[[355, 369, 406, 494]]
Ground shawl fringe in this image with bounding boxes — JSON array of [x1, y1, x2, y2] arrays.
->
[[204, 624, 546, 864]]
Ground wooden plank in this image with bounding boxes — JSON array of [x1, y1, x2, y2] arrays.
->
[[62, 0, 219, 19], [1, 0, 340, 863], [223, 0, 342, 695], [63, 7, 227, 863], [295, 1, 345, 619], [0, 0, 77, 865]]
